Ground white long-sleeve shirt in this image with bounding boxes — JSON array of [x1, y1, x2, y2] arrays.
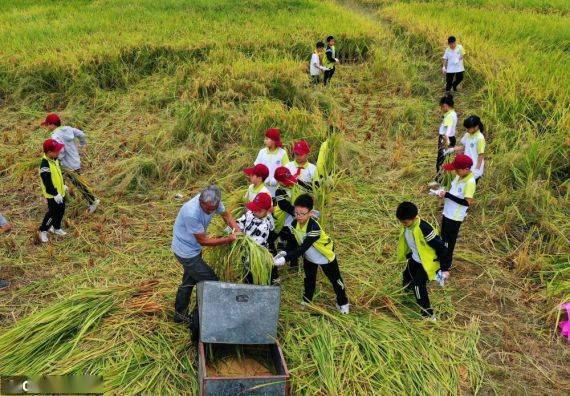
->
[[51, 126, 87, 170], [310, 53, 328, 76]]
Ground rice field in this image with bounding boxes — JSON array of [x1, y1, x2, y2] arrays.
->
[[0, 0, 568, 394]]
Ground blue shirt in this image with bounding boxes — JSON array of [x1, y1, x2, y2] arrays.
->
[[171, 195, 226, 258]]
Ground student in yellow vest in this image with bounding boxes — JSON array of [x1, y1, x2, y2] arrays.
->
[[254, 128, 289, 196], [396, 202, 450, 319], [323, 35, 339, 86], [451, 115, 486, 184], [274, 194, 349, 314], [38, 139, 68, 243], [243, 164, 271, 202], [435, 154, 476, 266]]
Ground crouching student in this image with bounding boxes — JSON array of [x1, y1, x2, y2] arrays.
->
[[274, 194, 349, 314], [38, 139, 68, 243], [396, 202, 450, 319], [236, 193, 280, 284], [436, 154, 476, 266]]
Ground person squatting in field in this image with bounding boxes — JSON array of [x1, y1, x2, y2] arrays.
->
[[41, 113, 100, 215]]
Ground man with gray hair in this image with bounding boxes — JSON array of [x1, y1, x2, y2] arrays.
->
[[171, 184, 239, 324]]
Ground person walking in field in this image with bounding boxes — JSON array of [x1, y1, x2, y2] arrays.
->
[[396, 202, 450, 319], [310, 41, 330, 85], [435, 95, 457, 183], [434, 154, 477, 266], [171, 184, 240, 324], [442, 36, 465, 93], [323, 35, 340, 86], [41, 113, 100, 214], [450, 115, 486, 183], [254, 128, 289, 196], [274, 193, 350, 314], [38, 139, 68, 243]]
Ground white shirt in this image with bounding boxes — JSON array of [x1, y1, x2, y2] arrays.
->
[[461, 131, 486, 178], [438, 110, 457, 137], [443, 45, 465, 73], [443, 173, 476, 222], [404, 227, 421, 263], [310, 53, 328, 76], [254, 147, 289, 196], [236, 210, 274, 248], [51, 126, 87, 170], [285, 161, 317, 184]]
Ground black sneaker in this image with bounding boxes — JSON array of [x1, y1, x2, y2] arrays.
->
[[0, 280, 10, 290]]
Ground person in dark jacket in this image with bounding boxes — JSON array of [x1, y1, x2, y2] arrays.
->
[[323, 35, 339, 86]]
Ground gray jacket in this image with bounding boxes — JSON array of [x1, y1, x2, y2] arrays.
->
[[51, 126, 87, 170]]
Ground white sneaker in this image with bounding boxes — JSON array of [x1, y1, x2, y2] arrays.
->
[[87, 198, 100, 214], [425, 314, 437, 323], [336, 303, 350, 314], [53, 229, 67, 236], [39, 231, 49, 243]]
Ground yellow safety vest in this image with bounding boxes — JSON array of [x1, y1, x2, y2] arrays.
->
[[39, 154, 65, 199], [292, 218, 335, 262], [397, 218, 440, 280]]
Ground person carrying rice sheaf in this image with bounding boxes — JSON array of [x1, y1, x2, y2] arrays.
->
[[236, 192, 282, 284], [171, 184, 240, 325]]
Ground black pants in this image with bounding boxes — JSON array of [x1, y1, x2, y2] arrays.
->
[[323, 67, 335, 86], [403, 259, 432, 316], [303, 258, 348, 306], [270, 227, 299, 268], [440, 216, 462, 266], [435, 135, 456, 183], [445, 71, 464, 92], [64, 168, 97, 205], [174, 253, 218, 315], [39, 198, 65, 231]]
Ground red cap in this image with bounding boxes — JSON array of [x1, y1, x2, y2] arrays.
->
[[443, 154, 473, 171], [43, 138, 64, 153], [274, 166, 297, 187], [41, 113, 61, 126], [244, 164, 270, 180], [246, 192, 273, 212], [265, 128, 283, 148], [292, 140, 310, 156]]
